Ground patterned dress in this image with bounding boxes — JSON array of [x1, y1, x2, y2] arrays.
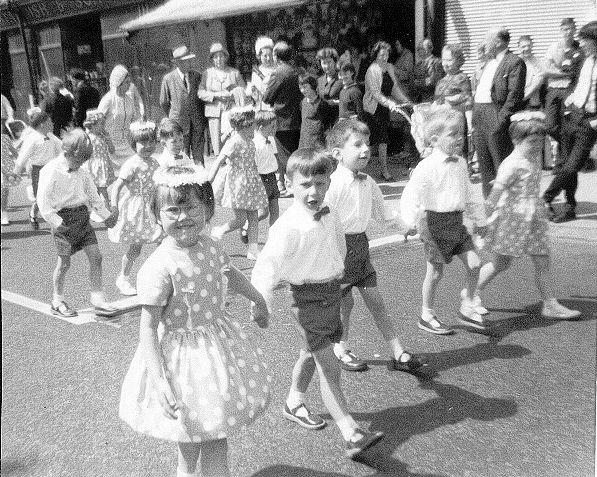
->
[[221, 133, 268, 210], [83, 132, 115, 188], [1, 134, 18, 188], [108, 154, 162, 244], [485, 152, 549, 257], [119, 235, 271, 442]]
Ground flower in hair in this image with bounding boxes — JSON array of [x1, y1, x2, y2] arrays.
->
[[153, 165, 209, 187], [510, 111, 546, 123], [129, 120, 156, 134]]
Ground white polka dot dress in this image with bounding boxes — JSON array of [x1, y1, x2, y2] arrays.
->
[[220, 133, 268, 211], [119, 235, 271, 442], [108, 154, 162, 245]]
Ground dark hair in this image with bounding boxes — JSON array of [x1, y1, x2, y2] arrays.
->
[[158, 117, 184, 139], [560, 17, 575, 27], [228, 107, 255, 130], [326, 119, 370, 149], [70, 68, 86, 81], [154, 180, 215, 223], [442, 43, 465, 69], [273, 41, 293, 62], [286, 148, 334, 180], [130, 124, 157, 148], [496, 29, 510, 45], [316, 47, 339, 63], [254, 110, 277, 128], [518, 35, 532, 44], [370, 41, 391, 60], [339, 61, 356, 76], [509, 114, 547, 143], [298, 73, 318, 92], [578, 21, 597, 43]]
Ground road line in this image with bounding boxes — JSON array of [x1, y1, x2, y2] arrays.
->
[[369, 233, 419, 249], [1, 290, 96, 325]]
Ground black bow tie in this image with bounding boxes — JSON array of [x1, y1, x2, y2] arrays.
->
[[445, 156, 459, 163], [353, 171, 367, 181], [67, 168, 75, 173], [264, 138, 271, 145], [174, 154, 183, 160], [313, 205, 330, 221]]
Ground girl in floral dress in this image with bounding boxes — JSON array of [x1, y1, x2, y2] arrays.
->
[[119, 165, 270, 477], [109, 121, 162, 296], [474, 112, 580, 320], [1, 117, 20, 225], [82, 110, 115, 204], [208, 107, 268, 260]]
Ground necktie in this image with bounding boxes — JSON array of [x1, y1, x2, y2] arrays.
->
[[353, 171, 367, 181], [445, 156, 459, 163], [313, 205, 330, 221]]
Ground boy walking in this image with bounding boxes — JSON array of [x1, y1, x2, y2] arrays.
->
[[37, 128, 118, 317], [251, 148, 384, 459], [401, 105, 488, 334], [326, 119, 424, 372]]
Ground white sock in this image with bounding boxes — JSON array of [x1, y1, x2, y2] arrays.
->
[[333, 341, 347, 358], [176, 469, 197, 477], [388, 338, 405, 361], [52, 294, 65, 307], [286, 390, 305, 409], [90, 291, 105, 306], [336, 415, 359, 441], [543, 298, 558, 307], [421, 307, 435, 321]]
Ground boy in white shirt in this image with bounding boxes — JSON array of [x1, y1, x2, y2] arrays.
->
[[37, 128, 118, 317], [251, 148, 384, 459], [401, 105, 488, 335], [326, 119, 424, 373], [156, 118, 195, 168]]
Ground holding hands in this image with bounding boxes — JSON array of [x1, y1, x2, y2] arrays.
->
[[157, 378, 179, 420]]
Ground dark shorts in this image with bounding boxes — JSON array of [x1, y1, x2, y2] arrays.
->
[[260, 172, 280, 201], [52, 205, 98, 256], [290, 281, 343, 352], [31, 164, 43, 197], [420, 210, 473, 264], [341, 232, 377, 292]]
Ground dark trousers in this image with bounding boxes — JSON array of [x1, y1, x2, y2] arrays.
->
[[274, 129, 300, 178], [544, 87, 569, 142], [184, 118, 207, 166], [472, 103, 513, 197], [544, 109, 597, 209]]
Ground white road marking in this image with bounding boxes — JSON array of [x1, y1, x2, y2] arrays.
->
[[369, 233, 420, 249]]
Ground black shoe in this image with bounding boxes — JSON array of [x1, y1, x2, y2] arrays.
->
[[240, 228, 249, 244], [551, 209, 576, 223], [388, 351, 425, 374], [30, 216, 39, 230], [337, 350, 368, 372], [545, 201, 555, 218], [282, 403, 326, 430], [50, 301, 78, 318], [345, 428, 384, 459]]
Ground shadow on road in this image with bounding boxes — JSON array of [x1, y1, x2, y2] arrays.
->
[[0, 229, 50, 240], [0, 454, 40, 476]]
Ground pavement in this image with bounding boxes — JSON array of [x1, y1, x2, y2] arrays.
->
[[1, 158, 596, 477]]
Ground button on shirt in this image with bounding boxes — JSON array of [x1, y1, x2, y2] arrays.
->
[[325, 164, 395, 233], [253, 132, 278, 174], [400, 149, 486, 229], [37, 155, 112, 228], [474, 49, 506, 103], [251, 202, 346, 311]]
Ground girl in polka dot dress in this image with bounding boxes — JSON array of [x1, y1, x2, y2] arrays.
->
[[474, 112, 580, 320], [82, 109, 115, 205], [109, 121, 162, 296], [119, 165, 270, 477], [208, 106, 268, 260]]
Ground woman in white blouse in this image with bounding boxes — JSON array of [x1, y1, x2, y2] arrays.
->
[[97, 65, 143, 171], [363, 41, 411, 181], [248, 36, 276, 111], [198, 42, 245, 156]]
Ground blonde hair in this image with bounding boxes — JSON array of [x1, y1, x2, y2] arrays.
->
[[423, 104, 463, 142]]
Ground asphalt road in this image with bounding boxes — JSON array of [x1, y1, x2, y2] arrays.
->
[[2, 165, 596, 477]]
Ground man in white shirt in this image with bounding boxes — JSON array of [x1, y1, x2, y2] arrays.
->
[[544, 21, 597, 223], [517, 35, 545, 110], [37, 129, 117, 317], [472, 27, 526, 197]]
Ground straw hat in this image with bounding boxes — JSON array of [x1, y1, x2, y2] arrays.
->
[[209, 42, 229, 58], [172, 45, 196, 61], [255, 36, 274, 57]]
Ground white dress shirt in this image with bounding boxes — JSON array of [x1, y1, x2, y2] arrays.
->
[[325, 164, 393, 234], [567, 55, 597, 113], [37, 155, 112, 228], [474, 49, 506, 103], [253, 132, 278, 174], [14, 130, 62, 173], [400, 148, 486, 230], [251, 202, 346, 311], [156, 149, 195, 168]]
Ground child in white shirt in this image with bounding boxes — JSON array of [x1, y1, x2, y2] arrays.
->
[[251, 148, 384, 460], [156, 118, 195, 168], [401, 105, 488, 335]]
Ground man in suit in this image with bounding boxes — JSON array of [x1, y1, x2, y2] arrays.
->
[[70, 68, 100, 128], [472, 28, 527, 197], [160, 45, 206, 166], [263, 41, 302, 196], [544, 21, 597, 223]]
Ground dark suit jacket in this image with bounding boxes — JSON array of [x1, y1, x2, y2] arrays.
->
[[491, 51, 526, 127], [160, 69, 205, 134], [73, 82, 100, 127], [263, 62, 302, 131], [317, 74, 342, 127]]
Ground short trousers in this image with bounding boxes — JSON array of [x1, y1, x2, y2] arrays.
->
[[341, 232, 377, 292], [52, 205, 98, 256], [290, 281, 343, 352], [260, 172, 280, 201], [420, 210, 473, 264]]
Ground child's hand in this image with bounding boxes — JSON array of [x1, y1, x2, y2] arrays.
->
[[251, 302, 269, 329], [157, 379, 179, 420]]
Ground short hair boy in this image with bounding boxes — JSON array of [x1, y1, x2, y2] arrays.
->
[[338, 63, 364, 121], [326, 119, 424, 372], [36, 128, 118, 317], [298, 74, 332, 149], [251, 147, 384, 459], [400, 105, 488, 334], [157, 117, 194, 168]]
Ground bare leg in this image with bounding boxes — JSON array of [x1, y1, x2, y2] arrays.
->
[[121, 243, 142, 277], [476, 254, 513, 293], [1, 187, 9, 214], [458, 250, 481, 300], [53, 255, 71, 299], [199, 439, 230, 477], [177, 441, 201, 475], [530, 254, 552, 300], [220, 209, 247, 234], [246, 209, 259, 245], [312, 345, 352, 423], [267, 199, 279, 225], [339, 288, 354, 343], [83, 244, 103, 293], [422, 261, 443, 311], [359, 286, 404, 357], [290, 348, 316, 394]]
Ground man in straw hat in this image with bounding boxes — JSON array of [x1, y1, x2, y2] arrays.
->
[[160, 44, 207, 166]]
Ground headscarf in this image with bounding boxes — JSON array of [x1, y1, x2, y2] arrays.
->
[[109, 65, 129, 89]]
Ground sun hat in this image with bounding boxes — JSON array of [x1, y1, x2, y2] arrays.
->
[[109, 64, 129, 89]]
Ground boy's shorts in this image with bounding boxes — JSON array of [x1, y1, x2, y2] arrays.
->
[[260, 172, 280, 201], [341, 232, 377, 292], [290, 281, 343, 352], [420, 210, 473, 264], [52, 205, 98, 256]]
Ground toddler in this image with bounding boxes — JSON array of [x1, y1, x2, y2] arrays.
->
[[157, 118, 195, 168]]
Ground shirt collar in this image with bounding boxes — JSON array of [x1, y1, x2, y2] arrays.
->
[[176, 67, 184, 79]]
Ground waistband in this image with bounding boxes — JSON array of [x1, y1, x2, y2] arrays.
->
[[345, 232, 367, 239], [59, 204, 88, 214], [290, 278, 341, 290], [426, 210, 464, 216]]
